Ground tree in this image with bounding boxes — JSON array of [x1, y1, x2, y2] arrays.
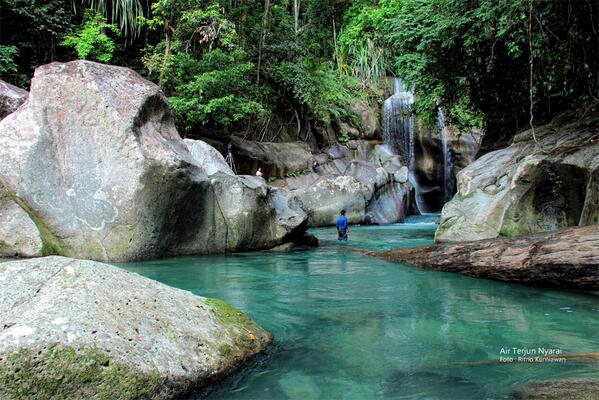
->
[[62, 11, 119, 62], [76, 0, 144, 40]]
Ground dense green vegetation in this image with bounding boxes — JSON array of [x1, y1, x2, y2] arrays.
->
[[1, 0, 596, 145]]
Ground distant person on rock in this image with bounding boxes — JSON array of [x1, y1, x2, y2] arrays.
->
[[256, 167, 263, 177], [336, 209, 348, 241]]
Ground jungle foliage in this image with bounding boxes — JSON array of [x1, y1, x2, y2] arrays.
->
[[0, 0, 596, 144]]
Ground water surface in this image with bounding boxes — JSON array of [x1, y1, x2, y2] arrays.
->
[[119, 217, 599, 399]]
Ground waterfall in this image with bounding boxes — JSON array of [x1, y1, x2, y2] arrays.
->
[[383, 78, 414, 165], [437, 107, 455, 202], [382, 77, 426, 213]]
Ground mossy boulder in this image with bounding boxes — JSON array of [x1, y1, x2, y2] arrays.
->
[[437, 114, 599, 242], [0, 256, 272, 399]]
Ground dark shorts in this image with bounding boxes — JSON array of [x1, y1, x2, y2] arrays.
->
[[338, 228, 348, 241]]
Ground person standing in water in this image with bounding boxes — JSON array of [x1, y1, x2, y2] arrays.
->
[[336, 209, 348, 241]]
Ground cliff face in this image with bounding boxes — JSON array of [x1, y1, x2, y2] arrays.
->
[[436, 114, 599, 242]]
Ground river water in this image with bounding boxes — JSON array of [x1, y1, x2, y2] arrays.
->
[[118, 216, 598, 399]]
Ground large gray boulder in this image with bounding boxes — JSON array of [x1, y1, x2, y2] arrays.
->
[[0, 186, 43, 258], [0, 80, 27, 120], [0, 61, 306, 261], [436, 114, 599, 242], [273, 174, 369, 226], [0, 256, 271, 399], [271, 139, 415, 226]]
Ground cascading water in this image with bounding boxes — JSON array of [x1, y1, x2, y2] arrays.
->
[[383, 78, 414, 165], [382, 77, 426, 213], [437, 107, 455, 203]]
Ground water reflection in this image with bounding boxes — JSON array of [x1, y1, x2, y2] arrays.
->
[[118, 220, 599, 400]]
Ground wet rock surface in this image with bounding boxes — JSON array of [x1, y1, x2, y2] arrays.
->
[[0, 256, 272, 399], [370, 225, 599, 290]]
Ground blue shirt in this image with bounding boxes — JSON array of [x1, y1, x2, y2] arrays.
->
[[336, 215, 348, 230]]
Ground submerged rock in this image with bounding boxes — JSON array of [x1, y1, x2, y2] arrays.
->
[[0, 61, 306, 261], [0, 256, 272, 399], [437, 114, 599, 242], [371, 225, 599, 290], [509, 379, 599, 400], [0, 80, 27, 120]]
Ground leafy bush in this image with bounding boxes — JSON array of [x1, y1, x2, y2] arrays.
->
[[62, 11, 119, 62], [0, 46, 19, 77], [168, 50, 268, 131]]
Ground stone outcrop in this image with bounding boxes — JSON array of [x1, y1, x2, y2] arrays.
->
[[436, 114, 599, 242], [0, 256, 271, 399], [272, 140, 413, 226], [0, 61, 306, 261], [230, 137, 315, 178], [370, 225, 599, 290], [411, 119, 483, 212], [0, 80, 27, 120], [340, 99, 381, 140]]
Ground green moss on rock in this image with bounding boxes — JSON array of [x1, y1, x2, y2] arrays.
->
[[205, 298, 265, 354], [0, 345, 159, 400]]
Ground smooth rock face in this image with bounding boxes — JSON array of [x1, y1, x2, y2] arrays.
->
[[272, 139, 412, 226], [0, 256, 271, 399], [0, 80, 28, 120], [437, 115, 599, 242], [0, 61, 306, 261], [278, 175, 369, 226], [0, 186, 43, 257]]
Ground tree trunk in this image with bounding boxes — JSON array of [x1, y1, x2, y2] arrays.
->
[[332, 16, 339, 69], [368, 225, 599, 290], [256, 0, 271, 84], [294, 0, 300, 35]]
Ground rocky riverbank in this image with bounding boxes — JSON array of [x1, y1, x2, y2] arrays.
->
[[0, 256, 272, 399], [370, 225, 599, 290], [436, 113, 598, 242]]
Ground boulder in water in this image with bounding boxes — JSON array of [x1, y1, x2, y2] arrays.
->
[[0, 61, 306, 261], [436, 114, 598, 242], [274, 175, 369, 226], [0, 256, 272, 399]]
